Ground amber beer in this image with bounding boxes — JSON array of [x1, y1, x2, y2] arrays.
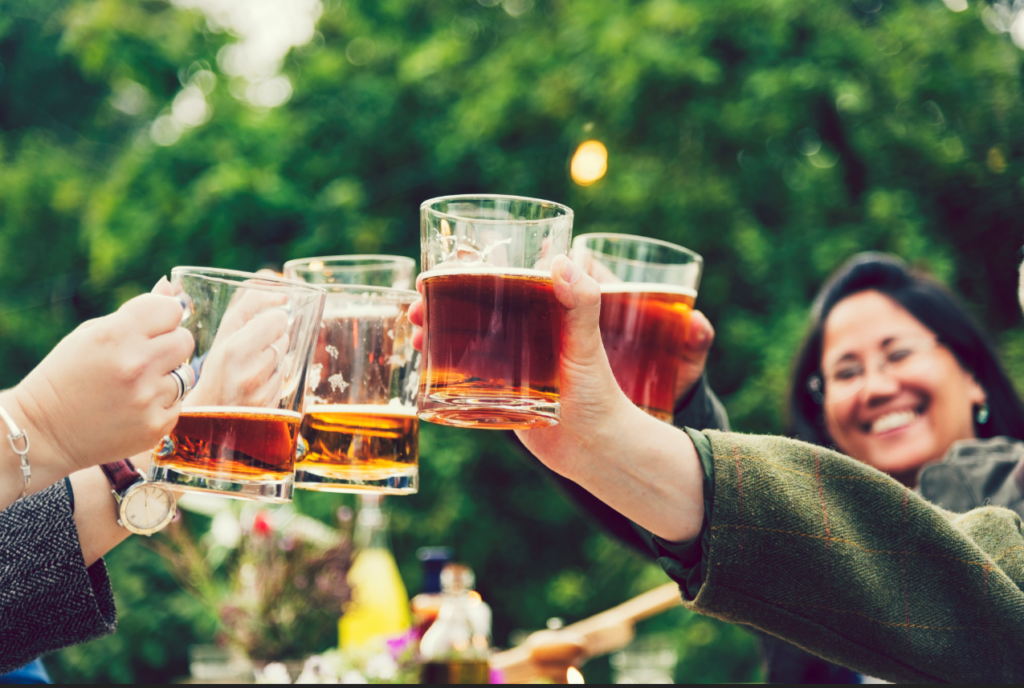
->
[[599, 284, 696, 422], [295, 404, 418, 494], [158, 407, 303, 483], [419, 269, 562, 429]]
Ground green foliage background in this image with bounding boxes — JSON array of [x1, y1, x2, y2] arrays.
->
[[2, 0, 1023, 682]]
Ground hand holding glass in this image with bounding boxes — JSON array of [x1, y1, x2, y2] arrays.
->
[[149, 267, 326, 502]]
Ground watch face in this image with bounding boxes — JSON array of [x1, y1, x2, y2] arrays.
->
[[122, 484, 176, 533]]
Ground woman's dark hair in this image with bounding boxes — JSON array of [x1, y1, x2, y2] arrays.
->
[[788, 252, 1024, 447]]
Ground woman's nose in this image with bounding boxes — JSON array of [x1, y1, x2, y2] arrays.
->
[[859, 364, 901, 402]]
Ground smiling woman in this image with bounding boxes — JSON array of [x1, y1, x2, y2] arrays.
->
[[790, 252, 1024, 481], [817, 292, 987, 483]]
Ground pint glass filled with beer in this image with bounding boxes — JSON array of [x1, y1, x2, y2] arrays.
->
[[291, 284, 421, 494], [283, 255, 416, 289], [572, 234, 703, 422], [149, 268, 326, 502], [419, 195, 573, 429]]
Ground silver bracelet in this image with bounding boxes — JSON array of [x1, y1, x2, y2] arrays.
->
[[0, 404, 31, 499]]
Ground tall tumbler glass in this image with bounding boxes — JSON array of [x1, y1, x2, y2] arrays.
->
[[150, 267, 326, 502], [293, 285, 420, 494], [419, 195, 573, 429], [571, 234, 703, 422], [283, 255, 416, 290]]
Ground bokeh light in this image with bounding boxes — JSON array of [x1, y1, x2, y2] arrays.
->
[[570, 140, 608, 186]]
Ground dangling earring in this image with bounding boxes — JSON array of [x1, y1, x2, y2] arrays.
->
[[977, 402, 990, 425]]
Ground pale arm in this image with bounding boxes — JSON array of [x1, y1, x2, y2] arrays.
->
[[69, 452, 155, 567], [0, 388, 77, 509]]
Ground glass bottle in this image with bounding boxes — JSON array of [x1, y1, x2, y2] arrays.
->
[[411, 547, 452, 637], [339, 495, 411, 650], [419, 564, 491, 684]]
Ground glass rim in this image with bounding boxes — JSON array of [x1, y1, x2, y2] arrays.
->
[[171, 266, 326, 293], [319, 283, 419, 302], [572, 232, 704, 266], [283, 254, 416, 273], [421, 193, 574, 226]]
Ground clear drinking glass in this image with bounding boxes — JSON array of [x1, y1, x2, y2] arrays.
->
[[283, 255, 416, 289], [418, 195, 573, 430], [571, 234, 703, 422], [293, 285, 421, 494], [149, 267, 326, 503]]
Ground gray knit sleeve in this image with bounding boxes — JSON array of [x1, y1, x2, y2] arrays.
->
[[0, 481, 117, 672]]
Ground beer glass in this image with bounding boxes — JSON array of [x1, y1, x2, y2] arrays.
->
[[149, 267, 326, 502], [283, 255, 416, 289], [572, 234, 703, 422], [419, 194, 573, 429], [293, 285, 421, 494]]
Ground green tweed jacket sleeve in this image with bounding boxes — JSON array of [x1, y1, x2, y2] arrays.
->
[[685, 430, 1024, 684]]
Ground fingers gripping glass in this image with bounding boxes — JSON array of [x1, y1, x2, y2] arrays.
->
[[809, 338, 941, 403], [149, 268, 327, 503]]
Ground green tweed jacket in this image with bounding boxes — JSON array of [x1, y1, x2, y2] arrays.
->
[[683, 430, 1024, 684]]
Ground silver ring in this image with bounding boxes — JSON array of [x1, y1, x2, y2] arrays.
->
[[269, 344, 282, 365], [169, 364, 193, 405]]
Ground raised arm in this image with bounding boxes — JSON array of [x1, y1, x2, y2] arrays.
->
[[411, 257, 1024, 682]]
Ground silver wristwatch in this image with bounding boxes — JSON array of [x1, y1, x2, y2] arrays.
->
[[99, 460, 177, 536]]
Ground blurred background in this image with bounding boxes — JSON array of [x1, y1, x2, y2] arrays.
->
[[2, 0, 1024, 682]]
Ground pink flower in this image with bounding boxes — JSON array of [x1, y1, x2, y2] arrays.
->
[[252, 511, 273, 537]]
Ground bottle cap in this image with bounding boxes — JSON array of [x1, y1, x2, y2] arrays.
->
[[440, 563, 475, 594]]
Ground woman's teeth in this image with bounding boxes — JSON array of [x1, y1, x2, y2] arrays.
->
[[871, 410, 918, 434]]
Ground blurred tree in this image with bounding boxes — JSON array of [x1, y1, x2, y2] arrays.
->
[[2, 0, 1024, 682]]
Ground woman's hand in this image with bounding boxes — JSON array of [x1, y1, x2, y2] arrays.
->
[[410, 257, 706, 543], [675, 311, 714, 406], [9, 278, 194, 477], [185, 287, 289, 409]]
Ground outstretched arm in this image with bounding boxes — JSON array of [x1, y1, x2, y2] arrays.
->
[[410, 257, 708, 543]]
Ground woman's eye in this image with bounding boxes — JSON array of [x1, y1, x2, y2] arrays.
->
[[888, 348, 912, 364], [832, 366, 861, 381]]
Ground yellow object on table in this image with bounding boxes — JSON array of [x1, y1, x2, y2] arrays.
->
[[339, 547, 411, 649]]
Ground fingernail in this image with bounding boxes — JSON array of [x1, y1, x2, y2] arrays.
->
[[560, 258, 581, 284]]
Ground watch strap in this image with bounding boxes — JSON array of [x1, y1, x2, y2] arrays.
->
[[100, 459, 143, 496]]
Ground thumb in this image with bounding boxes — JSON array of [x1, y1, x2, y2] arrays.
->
[[551, 255, 605, 365]]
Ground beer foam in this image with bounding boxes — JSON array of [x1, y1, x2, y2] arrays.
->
[[420, 266, 552, 280], [598, 282, 697, 298], [182, 406, 304, 420], [305, 402, 419, 418]]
